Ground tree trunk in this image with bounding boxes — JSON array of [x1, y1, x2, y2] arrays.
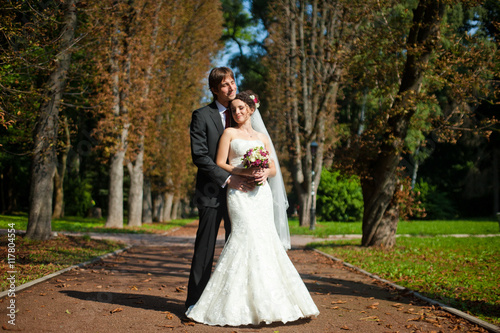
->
[[493, 149, 499, 216], [6, 165, 15, 213], [410, 146, 420, 189], [172, 197, 181, 220], [361, 0, 445, 247], [127, 138, 144, 227], [297, 191, 311, 227], [153, 192, 163, 222], [105, 1, 133, 228], [53, 116, 71, 219], [361, 153, 400, 247], [281, 0, 343, 226], [106, 149, 125, 228], [142, 176, 152, 224], [0, 172, 4, 214], [124, 1, 161, 227], [162, 191, 174, 222], [26, 0, 78, 240]]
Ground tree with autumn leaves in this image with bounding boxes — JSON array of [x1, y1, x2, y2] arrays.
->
[[1, 0, 80, 240], [1, 0, 497, 247], [1, 0, 224, 239], [92, 0, 224, 229], [262, 0, 497, 247]]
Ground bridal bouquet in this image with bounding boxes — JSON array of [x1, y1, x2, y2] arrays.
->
[[242, 146, 270, 169]]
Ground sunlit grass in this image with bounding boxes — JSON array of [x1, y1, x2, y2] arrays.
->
[[310, 236, 500, 325], [288, 218, 499, 237], [0, 213, 195, 234]]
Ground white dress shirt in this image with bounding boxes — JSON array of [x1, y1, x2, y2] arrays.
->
[[215, 100, 231, 187], [215, 100, 228, 128]]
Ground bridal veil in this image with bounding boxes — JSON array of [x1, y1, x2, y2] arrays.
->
[[251, 109, 291, 250]]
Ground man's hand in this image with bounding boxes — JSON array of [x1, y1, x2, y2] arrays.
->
[[227, 175, 256, 192]]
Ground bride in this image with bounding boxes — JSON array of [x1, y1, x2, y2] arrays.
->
[[185, 91, 319, 326]]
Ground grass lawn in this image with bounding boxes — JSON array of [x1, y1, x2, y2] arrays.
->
[[289, 218, 499, 237], [0, 214, 195, 234], [0, 234, 124, 292], [310, 236, 500, 325]]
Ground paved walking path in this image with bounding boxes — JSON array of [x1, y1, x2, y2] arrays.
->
[[0, 223, 497, 332]]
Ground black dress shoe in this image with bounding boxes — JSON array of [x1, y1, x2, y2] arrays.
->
[[181, 313, 195, 324]]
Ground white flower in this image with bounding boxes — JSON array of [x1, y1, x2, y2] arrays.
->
[[250, 95, 260, 109]]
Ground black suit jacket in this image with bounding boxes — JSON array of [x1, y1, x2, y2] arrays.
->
[[190, 101, 231, 208]]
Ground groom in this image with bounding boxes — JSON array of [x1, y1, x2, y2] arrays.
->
[[185, 67, 253, 310]]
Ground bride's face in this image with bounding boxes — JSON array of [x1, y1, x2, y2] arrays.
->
[[231, 99, 254, 124]]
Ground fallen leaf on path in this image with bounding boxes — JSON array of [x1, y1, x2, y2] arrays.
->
[[2, 324, 22, 331], [340, 325, 350, 330], [392, 303, 403, 307], [163, 311, 173, 320], [175, 286, 186, 293], [331, 300, 346, 304], [110, 308, 123, 314], [65, 309, 71, 314], [366, 302, 379, 309], [359, 315, 380, 322], [129, 285, 138, 290], [155, 325, 174, 328]]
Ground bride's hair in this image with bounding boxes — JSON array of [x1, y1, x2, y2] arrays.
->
[[230, 90, 259, 110]]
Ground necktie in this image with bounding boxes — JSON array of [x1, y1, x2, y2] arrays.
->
[[224, 110, 231, 128]]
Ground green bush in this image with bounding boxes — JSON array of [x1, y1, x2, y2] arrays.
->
[[413, 179, 457, 219], [316, 168, 363, 222]]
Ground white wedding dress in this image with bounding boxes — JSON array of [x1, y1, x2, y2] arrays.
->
[[186, 139, 319, 326]]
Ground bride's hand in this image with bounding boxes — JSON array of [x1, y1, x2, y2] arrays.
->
[[254, 168, 270, 185]]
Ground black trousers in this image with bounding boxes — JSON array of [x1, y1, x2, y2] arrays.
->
[[185, 204, 230, 309]]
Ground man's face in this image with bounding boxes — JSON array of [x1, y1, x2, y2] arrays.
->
[[213, 76, 237, 107]]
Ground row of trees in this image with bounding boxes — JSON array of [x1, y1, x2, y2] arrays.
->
[[1, 0, 224, 239], [238, 0, 498, 247], [1, 0, 498, 248]]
